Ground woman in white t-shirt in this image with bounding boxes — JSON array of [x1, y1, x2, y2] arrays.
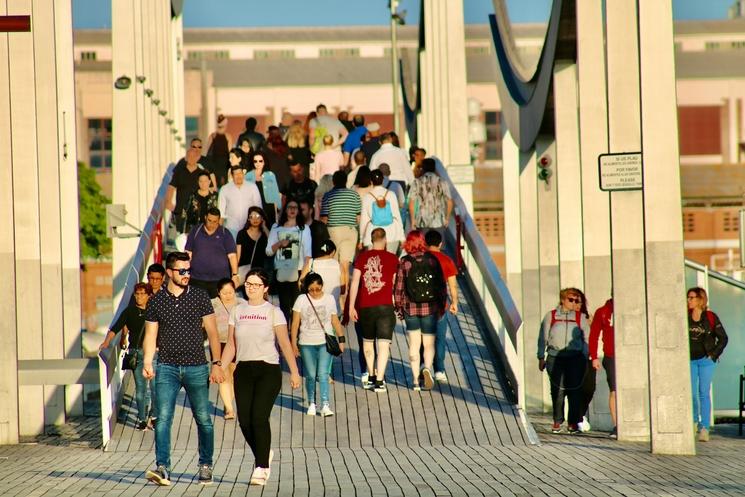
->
[[290, 272, 346, 417], [211, 278, 247, 420], [221, 268, 301, 487]]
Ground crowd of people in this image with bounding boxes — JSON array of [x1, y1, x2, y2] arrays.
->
[[107, 105, 459, 487], [537, 286, 728, 442]]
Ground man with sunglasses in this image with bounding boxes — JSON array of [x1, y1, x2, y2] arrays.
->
[[142, 251, 225, 486]]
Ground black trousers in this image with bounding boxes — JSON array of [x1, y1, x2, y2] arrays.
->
[[233, 361, 282, 468], [190, 278, 219, 299], [546, 352, 586, 425], [580, 359, 597, 418], [276, 280, 300, 324]]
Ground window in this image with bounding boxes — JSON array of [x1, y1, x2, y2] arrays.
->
[[683, 212, 696, 233], [185, 116, 199, 146], [254, 49, 295, 60], [722, 211, 739, 232], [187, 50, 229, 61], [705, 42, 721, 51], [87, 118, 112, 169], [731, 41, 745, 49], [485, 111, 502, 161], [80, 51, 97, 61], [319, 47, 360, 58]]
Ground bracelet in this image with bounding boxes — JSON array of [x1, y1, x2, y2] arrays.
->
[[232, 273, 238, 276], [212, 360, 222, 366]]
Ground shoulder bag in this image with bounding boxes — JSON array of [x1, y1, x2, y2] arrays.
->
[[122, 311, 147, 371], [306, 294, 342, 357]]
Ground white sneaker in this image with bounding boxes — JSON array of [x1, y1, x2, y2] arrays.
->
[[320, 403, 334, 417], [306, 403, 317, 416], [434, 372, 448, 382], [580, 416, 591, 433], [250, 467, 270, 485], [361, 372, 369, 385]]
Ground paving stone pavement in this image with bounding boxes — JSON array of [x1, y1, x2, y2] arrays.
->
[[2, 277, 744, 496]]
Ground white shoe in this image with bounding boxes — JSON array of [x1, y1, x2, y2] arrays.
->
[[320, 403, 334, 417], [580, 416, 591, 433], [250, 467, 270, 485], [361, 372, 369, 385], [306, 403, 317, 416], [434, 371, 448, 382]]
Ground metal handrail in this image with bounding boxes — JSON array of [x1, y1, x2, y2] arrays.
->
[[434, 159, 523, 401], [684, 259, 745, 290], [97, 163, 174, 450]]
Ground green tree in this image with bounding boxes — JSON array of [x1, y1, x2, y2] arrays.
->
[[78, 162, 112, 259]]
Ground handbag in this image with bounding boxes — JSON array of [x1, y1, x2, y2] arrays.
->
[[306, 294, 342, 357]]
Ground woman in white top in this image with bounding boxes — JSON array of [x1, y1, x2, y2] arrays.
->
[[312, 134, 344, 181], [211, 278, 247, 420], [290, 273, 346, 417], [359, 169, 404, 254], [266, 200, 312, 323], [221, 268, 300, 486]]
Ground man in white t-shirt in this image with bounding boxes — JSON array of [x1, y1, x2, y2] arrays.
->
[[309, 103, 348, 152], [369, 132, 414, 188], [218, 166, 262, 239]]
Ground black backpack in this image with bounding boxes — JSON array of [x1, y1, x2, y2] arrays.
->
[[404, 253, 444, 303]]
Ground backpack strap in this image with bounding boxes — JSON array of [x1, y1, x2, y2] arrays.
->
[[575, 311, 582, 327], [706, 310, 716, 330], [550, 309, 557, 327]]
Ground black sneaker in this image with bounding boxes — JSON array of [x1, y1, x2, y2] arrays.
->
[[609, 426, 618, 439], [567, 424, 580, 434], [135, 420, 148, 431], [198, 464, 213, 485], [146, 465, 171, 486], [373, 381, 387, 393]]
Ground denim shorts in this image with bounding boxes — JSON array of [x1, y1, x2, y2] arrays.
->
[[404, 313, 437, 334]]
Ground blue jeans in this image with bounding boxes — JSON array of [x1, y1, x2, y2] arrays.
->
[[300, 344, 332, 405], [133, 349, 158, 421], [154, 363, 214, 469], [691, 356, 716, 430], [434, 315, 448, 374], [404, 313, 438, 334]]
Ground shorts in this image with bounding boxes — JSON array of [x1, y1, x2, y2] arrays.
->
[[359, 305, 395, 341], [404, 313, 437, 334], [328, 225, 358, 263], [602, 356, 616, 391]]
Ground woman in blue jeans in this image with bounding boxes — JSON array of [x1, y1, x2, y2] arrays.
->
[[291, 273, 346, 417], [393, 230, 447, 391], [687, 287, 728, 442]]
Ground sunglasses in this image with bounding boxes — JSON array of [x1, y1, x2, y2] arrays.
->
[[175, 268, 191, 276], [567, 297, 581, 304], [253, 159, 265, 163], [249, 213, 263, 219]]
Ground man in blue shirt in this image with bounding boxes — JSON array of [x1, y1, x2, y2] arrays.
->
[[342, 115, 367, 167]]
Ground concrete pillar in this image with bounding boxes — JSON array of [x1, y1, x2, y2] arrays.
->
[[519, 147, 543, 412], [606, 0, 651, 443], [577, 0, 612, 430], [535, 137, 560, 411], [172, 13, 185, 152], [638, 0, 695, 455], [419, 0, 473, 212], [0, 2, 20, 445], [553, 62, 584, 289], [502, 129, 523, 406], [112, 0, 142, 310]]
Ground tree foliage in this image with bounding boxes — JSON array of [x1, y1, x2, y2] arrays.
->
[[78, 162, 111, 259]]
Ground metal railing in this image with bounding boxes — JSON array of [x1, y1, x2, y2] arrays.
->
[[98, 163, 174, 449], [435, 160, 523, 403]]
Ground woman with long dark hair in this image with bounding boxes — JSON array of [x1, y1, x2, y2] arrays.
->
[[246, 152, 281, 227], [235, 206, 270, 287], [221, 268, 300, 486], [266, 200, 312, 322]]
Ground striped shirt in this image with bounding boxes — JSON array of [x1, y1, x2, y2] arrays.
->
[[321, 187, 361, 227]]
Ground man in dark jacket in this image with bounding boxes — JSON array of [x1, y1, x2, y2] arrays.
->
[[237, 117, 265, 152]]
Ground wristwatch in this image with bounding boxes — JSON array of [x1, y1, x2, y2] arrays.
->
[[212, 360, 222, 366], [337, 336, 346, 344], [231, 272, 238, 276]]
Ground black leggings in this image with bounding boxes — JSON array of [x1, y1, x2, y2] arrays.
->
[[580, 359, 597, 418], [276, 280, 300, 324], [233, 361, 282, 468]]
